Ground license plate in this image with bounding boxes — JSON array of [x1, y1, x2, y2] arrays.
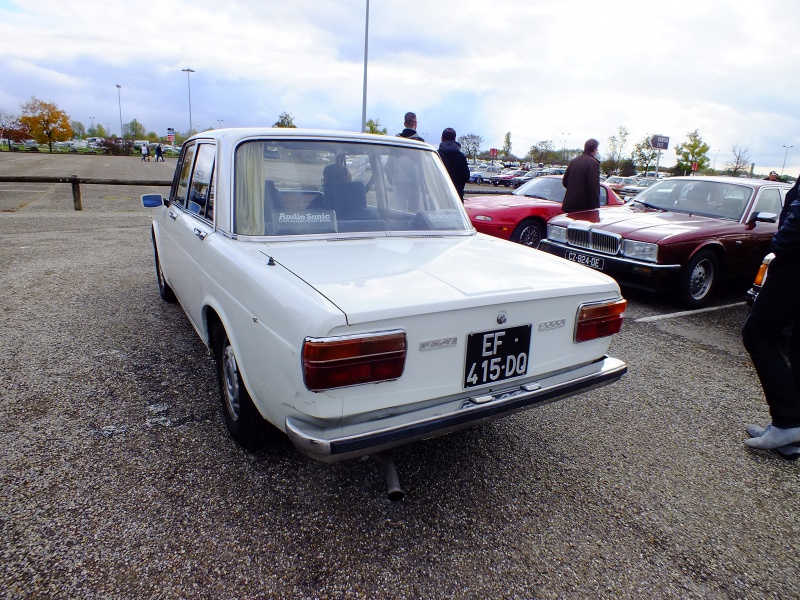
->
[[567, 251, 604, 270], [464, 325, 531, 388]]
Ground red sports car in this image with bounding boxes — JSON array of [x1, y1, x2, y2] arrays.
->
[[465, 175, 624, 248]]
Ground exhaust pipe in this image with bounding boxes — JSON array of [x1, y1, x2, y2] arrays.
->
[[371, 453, 404, 502]]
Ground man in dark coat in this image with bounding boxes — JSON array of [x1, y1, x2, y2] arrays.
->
[[397, 112, 424, 142], [561, 138, 600, 212], [438, 128, 470, 200], [742, 172, 800, 454]]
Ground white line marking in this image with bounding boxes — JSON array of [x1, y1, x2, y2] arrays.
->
[[634, 302, 746, 323]]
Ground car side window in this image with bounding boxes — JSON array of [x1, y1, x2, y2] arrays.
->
[[187, 144, 216, 222], [600, 186, 608, 206], [753, 188, 781, 216], [173, 143, 197, 208]]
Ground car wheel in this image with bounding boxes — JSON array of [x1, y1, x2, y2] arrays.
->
[[511, 219, 545, 249], [213, 326, 267, 449], [679, 250, 718, 308], [151, 232, 176, 303], [476, 176, 484, 184]]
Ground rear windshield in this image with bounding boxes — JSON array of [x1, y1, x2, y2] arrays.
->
[[233, 139, 471, 237]]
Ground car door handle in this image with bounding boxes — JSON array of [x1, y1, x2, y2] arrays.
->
[[194, 228, 207, 240], [168, 211, 178, 220]]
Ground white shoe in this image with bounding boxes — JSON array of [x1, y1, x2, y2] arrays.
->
[[744, 423, 800, 453]]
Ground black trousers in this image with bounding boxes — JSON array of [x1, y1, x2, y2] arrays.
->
[[742, 256, 800, 428]]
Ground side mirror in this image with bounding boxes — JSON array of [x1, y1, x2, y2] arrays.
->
[[141, 193, 164, 208], [748, 211, 777, 224]]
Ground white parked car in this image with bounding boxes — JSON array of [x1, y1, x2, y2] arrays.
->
[[141, 128, 627, 462]]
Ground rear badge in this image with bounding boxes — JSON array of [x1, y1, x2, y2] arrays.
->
[[419, 337, 458, 351], [538, 319, 566, 331]]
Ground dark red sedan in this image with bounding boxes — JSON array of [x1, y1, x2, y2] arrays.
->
[[465, 175, 624, 248], [539, 176, 791, 307]]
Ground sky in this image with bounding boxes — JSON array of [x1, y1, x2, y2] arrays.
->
[[2, 0, 799, 175]]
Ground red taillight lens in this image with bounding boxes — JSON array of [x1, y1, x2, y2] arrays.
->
[[302, 331, 407, 391], [575, 298, 627, 343]]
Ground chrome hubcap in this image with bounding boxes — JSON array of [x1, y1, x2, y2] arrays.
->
[[689, 260, 713, 299], [222, 343, 241, 421]]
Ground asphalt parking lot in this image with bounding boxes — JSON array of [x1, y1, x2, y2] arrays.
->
[[1, 153, 798, 599]]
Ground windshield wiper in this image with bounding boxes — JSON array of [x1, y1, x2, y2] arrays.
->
[[523, 194, 548, 200], [634, 198, 667, 211]]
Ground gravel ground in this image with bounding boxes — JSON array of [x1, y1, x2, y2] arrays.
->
[[1, 154, 798, 599]]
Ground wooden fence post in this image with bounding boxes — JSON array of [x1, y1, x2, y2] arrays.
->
[[69, 176, 82, 211]]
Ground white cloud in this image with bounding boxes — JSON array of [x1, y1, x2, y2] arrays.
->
[[1, 0, 799, 173]]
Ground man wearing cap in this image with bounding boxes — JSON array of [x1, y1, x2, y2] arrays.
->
[[765, 171, 780, 181]]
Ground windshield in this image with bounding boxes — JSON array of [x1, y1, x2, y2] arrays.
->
[[233, 139, 471, 236], [634, 179, 754, 220], [513, 176, 565, 201]]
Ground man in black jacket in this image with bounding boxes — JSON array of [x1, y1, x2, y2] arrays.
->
[[397, 112, 424, 142], [742, 174, 800, 454], [561, 138, 600, 212], [438, 128, 470, 200]]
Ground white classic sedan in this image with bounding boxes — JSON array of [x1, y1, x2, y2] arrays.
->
[[141, 128, 627, 463]]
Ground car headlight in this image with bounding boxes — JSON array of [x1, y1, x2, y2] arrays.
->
[[622, 240, 658, 262], [547, 224, 567, 243], [473, 215, 492, 221]]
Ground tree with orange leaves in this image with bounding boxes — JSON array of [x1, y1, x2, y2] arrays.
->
[[19, 97, 72, 152]]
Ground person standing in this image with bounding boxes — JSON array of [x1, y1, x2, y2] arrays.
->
[[141, 144, 148, 162], [741, 173, 800, 454], [397, 112, 424, 142], [438, 128, 470, 200], [155, 144, 164, 162], [561, 138, 601, 212], [764, 170, 779, 181]]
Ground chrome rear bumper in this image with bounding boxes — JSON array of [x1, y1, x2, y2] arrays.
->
[[286, 356, 627, 462]]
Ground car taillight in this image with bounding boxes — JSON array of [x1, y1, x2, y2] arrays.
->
[[574, 299, 627, 343], [753, 262, 769, 287], [302, 330, 406, 391]]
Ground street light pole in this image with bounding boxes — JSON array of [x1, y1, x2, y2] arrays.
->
[[181, 68, 195, 134], [361, 0, 369, 133], [217, 119, 223, 129], [782, 145, 793, 176], [115, 85, 123, 138]]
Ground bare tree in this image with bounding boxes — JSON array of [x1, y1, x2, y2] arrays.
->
[[726, 142, 751, 177], [458, 133, 483, 162]]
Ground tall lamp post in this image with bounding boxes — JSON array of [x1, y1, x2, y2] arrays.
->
[[89, 116, 95, 135], [181, 68, 195, 134], [361, 0, 369, 133], [782, 145, 793, 176], [561, 132, 570, 163], [217, 119, 223, 129], [115, 85, 123, 138]]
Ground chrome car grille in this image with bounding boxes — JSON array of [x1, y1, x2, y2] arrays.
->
[[566, 227, 621, 255]]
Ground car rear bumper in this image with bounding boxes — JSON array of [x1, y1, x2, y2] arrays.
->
[[539, 240, 681, 293], [285, 355, 627, 462]]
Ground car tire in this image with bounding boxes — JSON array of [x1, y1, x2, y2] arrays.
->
[[679, 250, 718, 308], [476, 176, 484, 184], [151, 231, 176, 303], [213, 325, 268, 449], [511, 219, 545, 249]]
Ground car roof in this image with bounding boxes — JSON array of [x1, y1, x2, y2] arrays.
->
[[185, 127, 435, 152], [664, 175, 791, 187]]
